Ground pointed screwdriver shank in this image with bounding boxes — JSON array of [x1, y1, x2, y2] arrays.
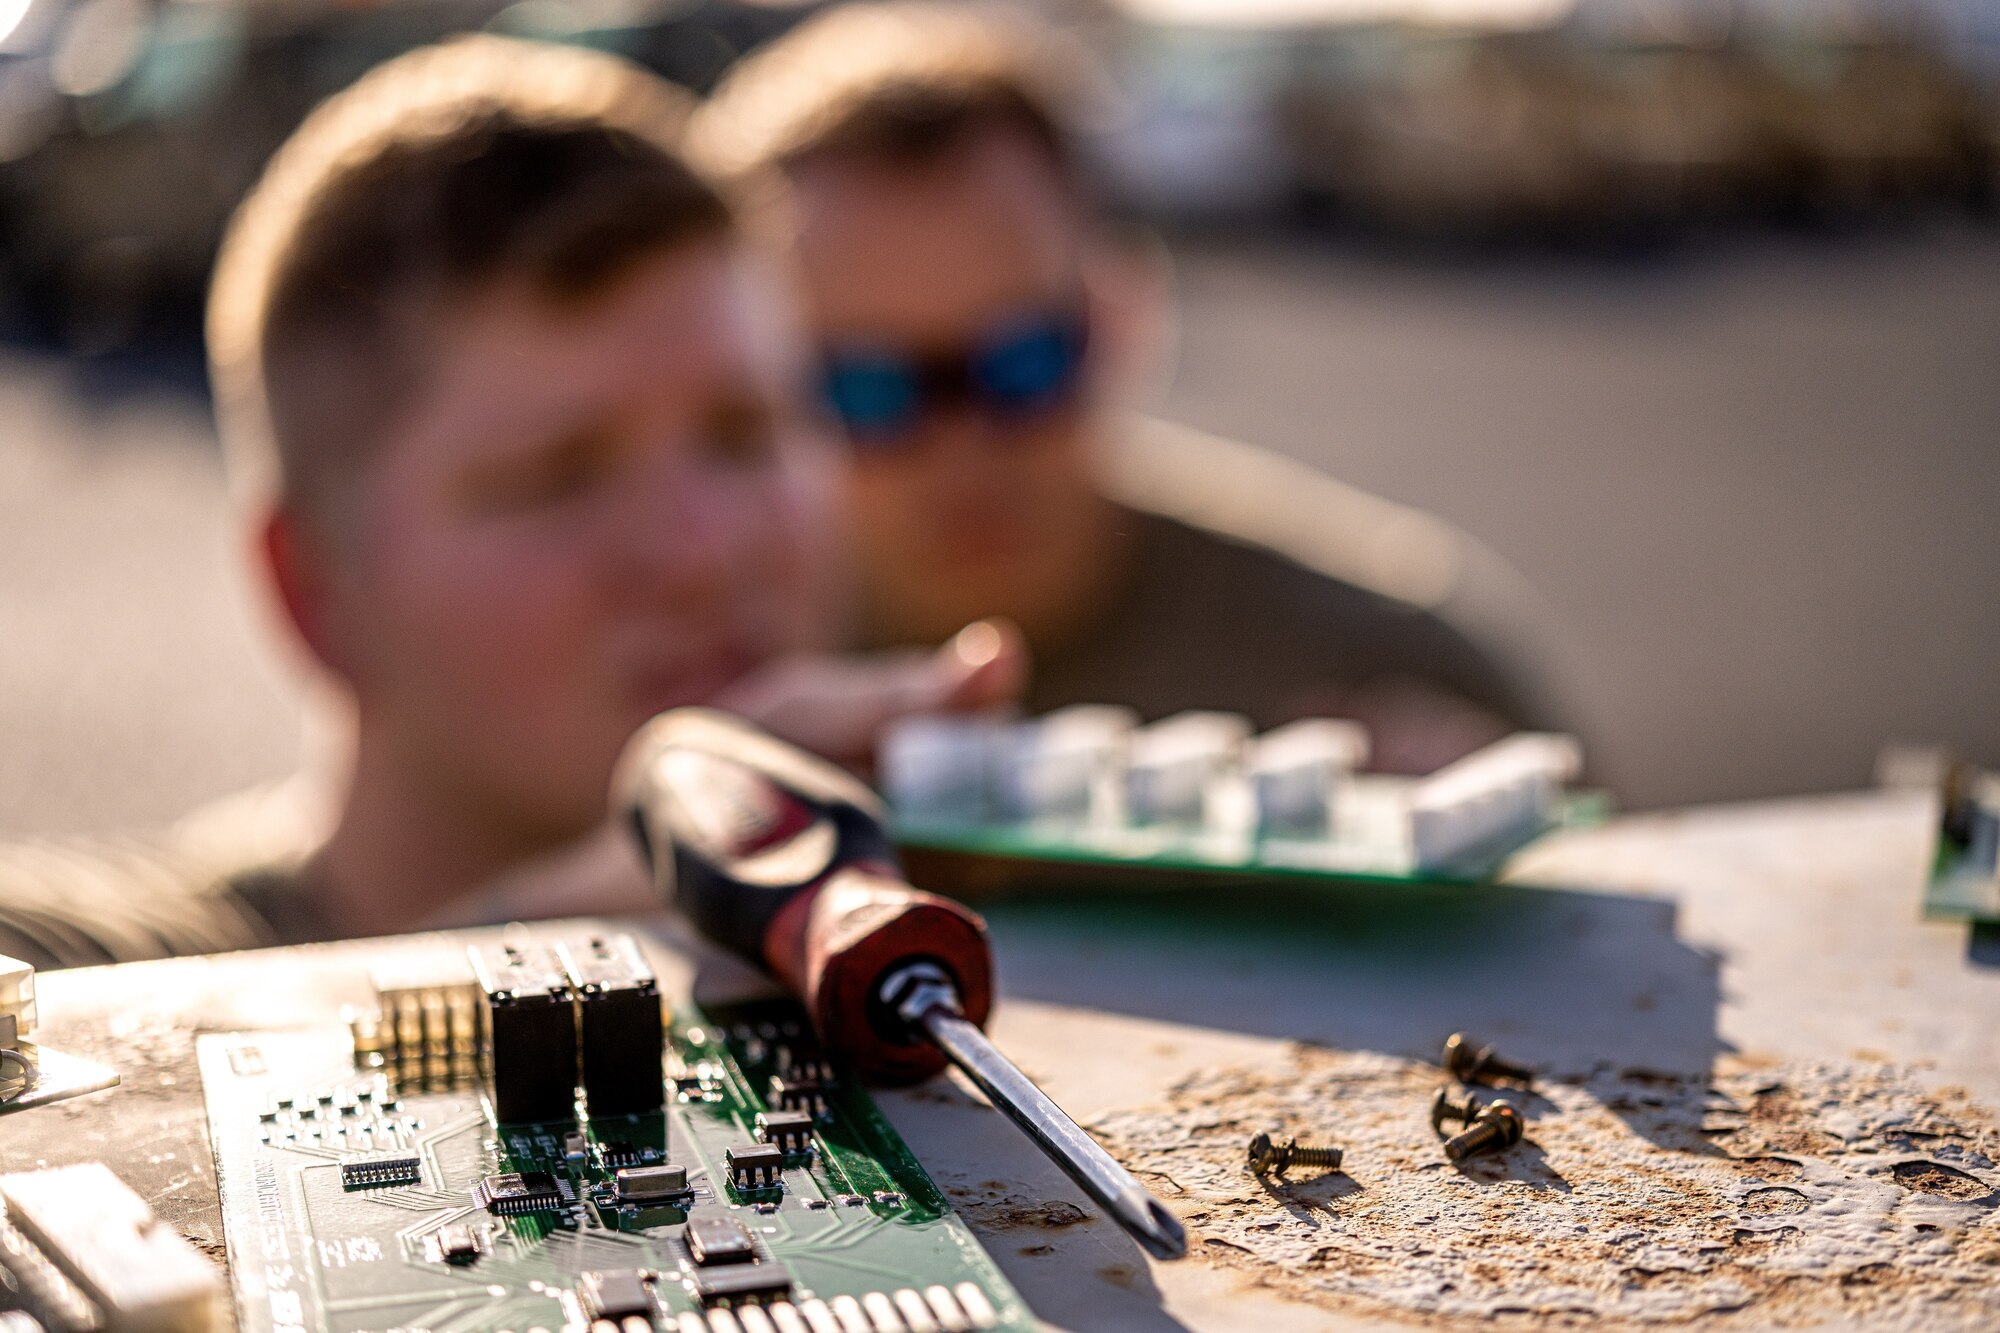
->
[[885, 962, 1186, 1260], [617, 709, 1187, 1261]]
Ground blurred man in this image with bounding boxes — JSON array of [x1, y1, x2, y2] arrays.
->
[[0, 36, 1020, 967], [694, 3, 1561, 772]]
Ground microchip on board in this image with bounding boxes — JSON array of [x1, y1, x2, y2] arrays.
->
[[580, 1269, 654, 1321], [471, 1171, 564, 1215], [339, 1152, 421, 1190], [686, 1214, 755, 1266], [725, 1144, 784, 1191], [754, 1110, 815, 1155]]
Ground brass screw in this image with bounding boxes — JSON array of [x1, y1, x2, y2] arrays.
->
[[1442, 1098, 1525, 1161], [1247, 1131, 1344, 1177], [1442, 1032, 1535, 1088], [1430, 1086, 1484, 1136]]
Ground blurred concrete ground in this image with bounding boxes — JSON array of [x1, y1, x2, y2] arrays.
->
[[0, 350, 303, 837], [1153, 222, 2000, 809], [2, 223, 1996, 835]]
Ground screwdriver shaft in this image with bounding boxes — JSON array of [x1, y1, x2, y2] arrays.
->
[[915, 1005, 1187, 1261]]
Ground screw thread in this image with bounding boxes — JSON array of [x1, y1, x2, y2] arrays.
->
[[1289, 1141, 1344, 1169], [1248, 1132, 1344, 1175], [1479, 1053, 1536, 1086], [1443, 1122, 1501, 1161], [1444, 1032, 1535, 1087]]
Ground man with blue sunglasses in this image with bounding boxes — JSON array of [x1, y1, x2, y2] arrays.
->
[[695, 3, 1561, 771]]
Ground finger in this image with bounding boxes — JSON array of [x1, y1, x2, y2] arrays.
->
[[934, 618, 1029, 713], [711, 623, 1030, 769]]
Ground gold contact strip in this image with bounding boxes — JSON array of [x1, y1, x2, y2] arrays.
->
[[893, 1287, 942, 1333], [796, 1299, 841, 1333], [829, 1293, 873, 1333], [663, 1289, 995, 1333]]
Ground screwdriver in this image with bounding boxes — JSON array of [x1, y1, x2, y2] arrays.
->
[[616, 707, 1187, 1262]]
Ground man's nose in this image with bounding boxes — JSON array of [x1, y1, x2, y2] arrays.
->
[[604, 449, 734, 603], [915, 399, 1024, 473]]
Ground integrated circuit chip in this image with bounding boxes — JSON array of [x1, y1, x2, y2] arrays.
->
[[339, 1152, 421, 1189], [754, 1110, 815, 1155], [686, 1214, 754, 1266], [472, 1171, 564, 1216], [580, 1270, 654, 1321], [724, 1144, 784, 1191], [595, 1140, 662, 1169], [691, 1261, 793, 1307], [766, 1073, 828, 1117], [775, 1046, 835, 1085]]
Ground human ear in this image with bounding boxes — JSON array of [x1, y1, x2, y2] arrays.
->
[[1084, 225, 1176, 405], [257, 504, 354, 685]]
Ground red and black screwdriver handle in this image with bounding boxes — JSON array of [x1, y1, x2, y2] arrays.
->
[[615, 708, 993, 1085]]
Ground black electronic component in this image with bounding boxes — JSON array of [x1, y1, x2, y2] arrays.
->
[[614, 1165, 689, 1204], [692, 1261, 793, 1306], [775, 1046, 836, 1085], [724, 1144, 784, 1192], [471, 1171, 565, 1216], [427, 1224, 482, 1265], [766, 1073, 828, 1117], [754, 1110, 815, 1155], [595, 1140, 662, 1169], [339, 1152, 421, 1189], [558, 934, 664, 1115], [685, 1214, 755, 1266], [580, 1270, 654, 1322], [467, 942, 577, 1124]]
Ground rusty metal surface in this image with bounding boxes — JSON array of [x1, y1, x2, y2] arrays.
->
[[1096, 1047, 1999, 1328]]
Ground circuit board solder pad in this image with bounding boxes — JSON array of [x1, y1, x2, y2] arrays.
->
[[198, 991, 1031, 1333]]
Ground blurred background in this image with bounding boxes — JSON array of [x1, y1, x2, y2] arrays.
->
[[1, 0, 1996, 835]]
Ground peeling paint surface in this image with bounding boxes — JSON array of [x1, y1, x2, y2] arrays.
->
[[1095, 1047, 2000, 1328]]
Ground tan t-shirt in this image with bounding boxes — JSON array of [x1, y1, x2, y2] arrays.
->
[[0, 782, 329, 969]]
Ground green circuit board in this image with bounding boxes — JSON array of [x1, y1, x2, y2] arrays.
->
[[198, 997, 1031, 1333], [1923, 841, 2000, 924], [1921, 764, 2000, 925], [894, 781, 1610, 897]]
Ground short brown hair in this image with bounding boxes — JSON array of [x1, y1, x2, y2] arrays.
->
[[690, 3, 1105, 199], [208, 35, 730, 517]]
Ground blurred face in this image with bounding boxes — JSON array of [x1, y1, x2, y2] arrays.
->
[[789, 129, 1113, 647], [319, 241, 830, 844]]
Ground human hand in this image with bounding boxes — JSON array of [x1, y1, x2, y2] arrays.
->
[[713, 619, 1028, 772]]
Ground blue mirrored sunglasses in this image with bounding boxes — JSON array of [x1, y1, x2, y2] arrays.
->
[[820, 309, 1090, 449]]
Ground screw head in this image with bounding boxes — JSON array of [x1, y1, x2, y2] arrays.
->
[[1429, 1085, 1483, 1136], [1482, 1099, 1526, 1147], [1441, 1032, 1478, 1081], [1247, 1132, 1283, 1175], [1440, 1098, 1528, 1162]]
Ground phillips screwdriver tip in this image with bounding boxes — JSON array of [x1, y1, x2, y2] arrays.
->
[[1111, 1184, 1188, 1261]]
